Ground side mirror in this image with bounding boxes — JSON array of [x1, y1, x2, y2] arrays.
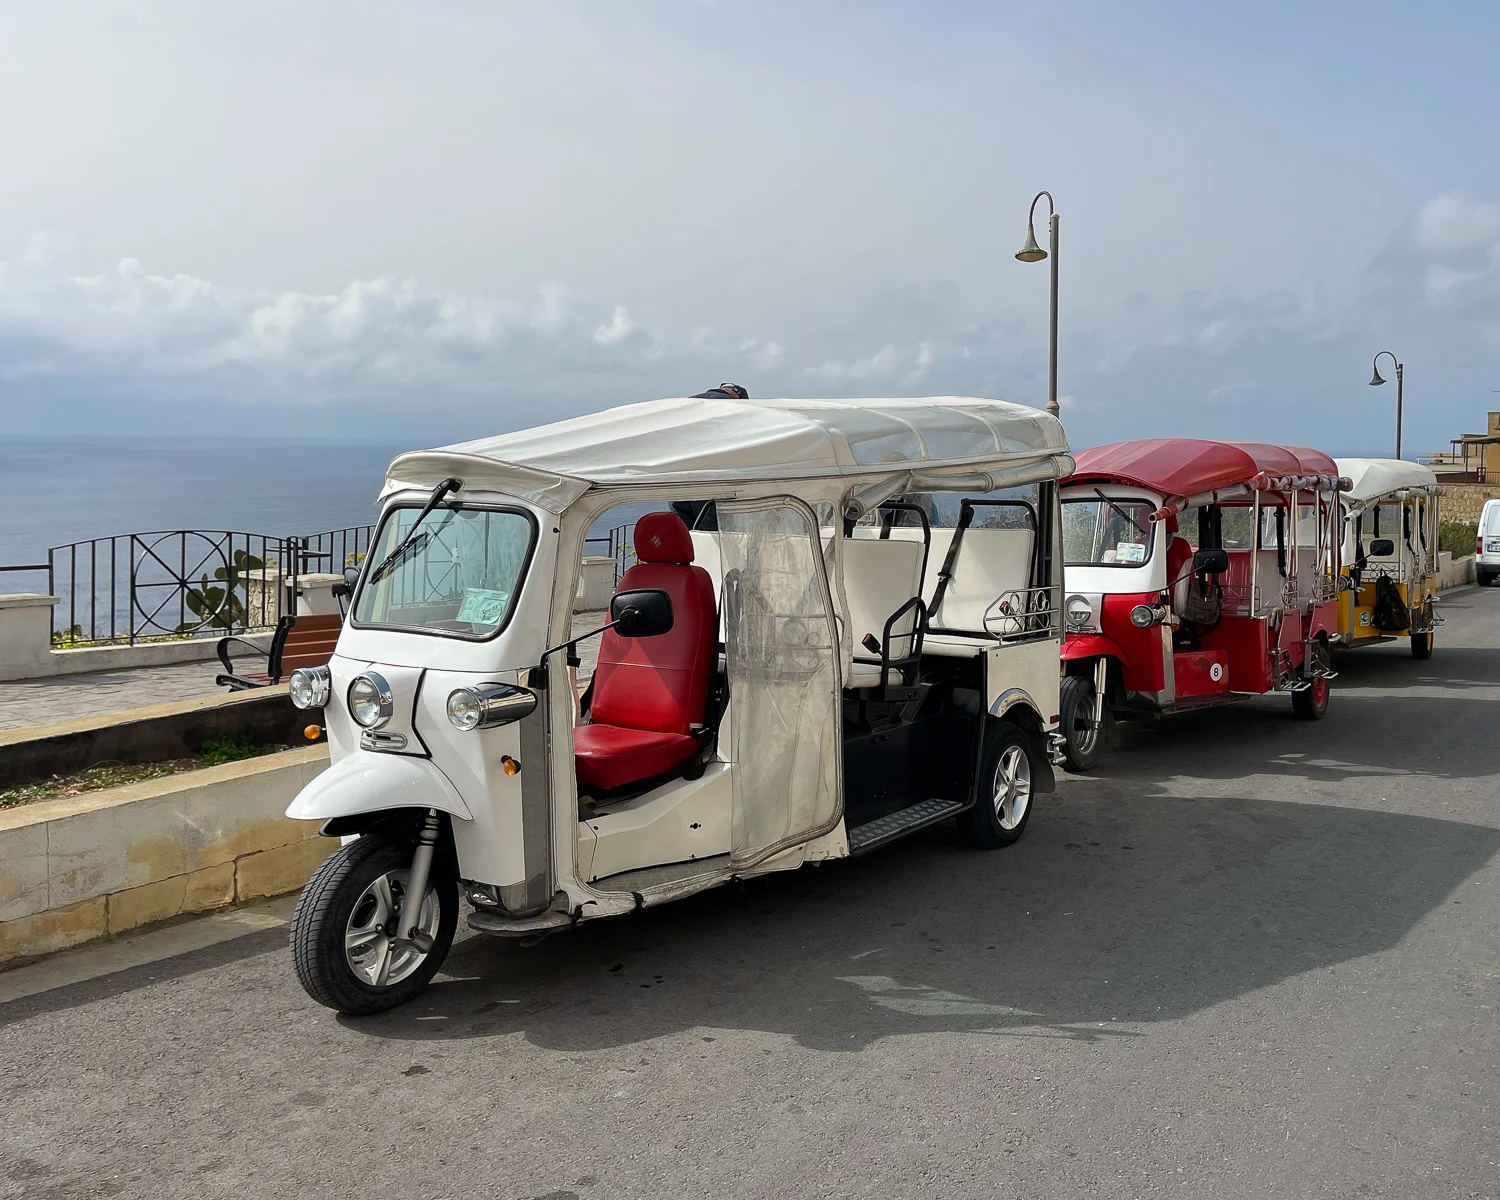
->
[[1369, 538, 1395, 557], [343, 565, 361, 589], [610, 588, 674, 638], [1193, 548, 1229, 575]]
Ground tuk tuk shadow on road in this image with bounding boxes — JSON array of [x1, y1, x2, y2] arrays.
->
[[355, 787, 1500, 1053], [1088, 692, 1500, 784], [1330, 644, 1500, 691]]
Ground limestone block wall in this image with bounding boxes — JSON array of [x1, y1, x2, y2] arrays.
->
[[0, 745, 332, 967], [1439, 483, 1500, 525]]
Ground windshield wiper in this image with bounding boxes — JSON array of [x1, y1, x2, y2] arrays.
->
[[367, 477, 462, 585], [1095, 488, 1150, 538]]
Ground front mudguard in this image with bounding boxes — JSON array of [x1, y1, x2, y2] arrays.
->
[[286, 750, 473, 828], [1060, 633, 1132, 670]]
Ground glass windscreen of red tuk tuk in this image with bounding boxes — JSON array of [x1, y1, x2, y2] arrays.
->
[[1061, 496, 1154, 565]]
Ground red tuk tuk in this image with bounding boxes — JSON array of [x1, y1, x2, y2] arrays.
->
[[1056, 439, 1345, 770]]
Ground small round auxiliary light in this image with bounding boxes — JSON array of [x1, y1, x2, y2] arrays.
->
[[501, 755, 521, 776], [1130, 604, 1157, 629], [303, 724, 322, 741]]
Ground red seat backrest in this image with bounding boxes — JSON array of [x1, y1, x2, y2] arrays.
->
[[590, 513, 717, 736]]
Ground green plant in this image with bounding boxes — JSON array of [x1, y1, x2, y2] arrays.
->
[[196, 735, 280, 766], [50, 624, 87, 648], [178, 549, 269, 633], [1439, 521, 1479, 558]]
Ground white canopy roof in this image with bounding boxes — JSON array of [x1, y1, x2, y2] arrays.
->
[[1335, 458, 1440, 508], [384, 395, 1071, 512]]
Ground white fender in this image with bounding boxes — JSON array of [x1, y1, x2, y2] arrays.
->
[[286, 750, 474, 822]]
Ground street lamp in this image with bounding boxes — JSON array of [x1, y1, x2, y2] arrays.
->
[[1016, 191, 1060, 418], [1368, 351, 1404, 459]]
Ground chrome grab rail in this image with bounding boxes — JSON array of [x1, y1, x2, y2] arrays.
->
[[982, 586, 1057, 641]]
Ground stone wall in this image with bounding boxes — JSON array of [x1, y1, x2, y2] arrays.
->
[[1439, 483, 1500, 525], [0, 745, 331, 967]]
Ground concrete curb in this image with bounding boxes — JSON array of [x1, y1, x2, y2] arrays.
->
[[0, 744, 331, 969]]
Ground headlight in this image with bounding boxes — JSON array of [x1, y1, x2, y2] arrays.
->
[[1064, 594, 1094, 629], [288, 666, 331, 709], [347, 672, 393, 729], [1130, 604, 1158, 628], [446, 683, 538, 732]]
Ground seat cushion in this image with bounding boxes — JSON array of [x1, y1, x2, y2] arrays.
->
[[574, 725, 699, 793]]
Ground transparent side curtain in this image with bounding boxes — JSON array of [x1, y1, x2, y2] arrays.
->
[[718, 497, 843, 870]]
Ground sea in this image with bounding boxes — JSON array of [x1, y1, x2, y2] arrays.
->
[[0, 437, 407, 569]]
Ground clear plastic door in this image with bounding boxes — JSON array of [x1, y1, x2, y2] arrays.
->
[[718, 497, 843, 869]]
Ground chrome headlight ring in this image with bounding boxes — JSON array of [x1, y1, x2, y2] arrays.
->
[[347, 672, 394, 729], [288, 665, 332, 710], [446, 683, 538, 732]]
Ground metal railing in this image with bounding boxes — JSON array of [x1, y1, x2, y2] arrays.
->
[[5, 525, 374, 647], [583, 523, 636, 584]]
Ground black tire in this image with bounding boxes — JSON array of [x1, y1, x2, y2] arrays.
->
[[1478, 571, 1492, 588], [1058, 673, 1103, 773], [1291, 673, 1330, 721], [291, 833, 459, 1016], [956, 720, 1037, 849], [1410, 631, 1433, 659]]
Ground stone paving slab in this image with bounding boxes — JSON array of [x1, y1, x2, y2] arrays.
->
[[0, 661, 226, 733]]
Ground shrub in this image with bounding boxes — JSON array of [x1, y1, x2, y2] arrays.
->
[[196, 735, 280, 766], [1439, 521, 1479, 558]]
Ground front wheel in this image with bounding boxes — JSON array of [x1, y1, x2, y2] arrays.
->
[[956, 720, 1036, 849], [1291, 673, 1330, 721], [1410, 631, 1433, 660], [291, 833, 459, 1016], [1058, 673, 1103, 772]]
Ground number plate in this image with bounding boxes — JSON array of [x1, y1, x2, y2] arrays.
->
[[1488, 540, 1500, 553]]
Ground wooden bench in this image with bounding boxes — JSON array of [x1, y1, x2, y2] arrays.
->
[[215, 613, 343, 692]]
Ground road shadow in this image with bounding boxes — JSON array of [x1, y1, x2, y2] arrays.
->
[[1085, 689, 1499, 784], [330, 787, 1499, 1052]]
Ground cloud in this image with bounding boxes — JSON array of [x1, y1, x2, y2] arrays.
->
[[2, 189, 1499, 454], [1413, 191, 1500, 255]]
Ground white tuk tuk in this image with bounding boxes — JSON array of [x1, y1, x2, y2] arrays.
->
[[1333, 458, 1442, 659], [284, 396, 1073, 1014]]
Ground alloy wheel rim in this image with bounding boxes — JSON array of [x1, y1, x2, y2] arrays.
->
[[344, 870, 441, 988], [992, 744, 1033, 830]]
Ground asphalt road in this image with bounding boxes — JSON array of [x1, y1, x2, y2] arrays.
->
[[3, 588, 1498, 1200]]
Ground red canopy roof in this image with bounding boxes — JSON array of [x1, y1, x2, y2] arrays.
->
[[1067, 439, 1340, 502]]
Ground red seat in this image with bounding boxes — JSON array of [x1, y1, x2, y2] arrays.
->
[[574, 512, 717, 792]]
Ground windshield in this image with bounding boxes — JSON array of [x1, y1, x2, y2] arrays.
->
[[352, 504, 535, 639], [1062, 497, 1155, 566]]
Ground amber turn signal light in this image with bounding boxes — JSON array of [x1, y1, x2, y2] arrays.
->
[[501, 755, 521, 775], [304, 725, 323, 741]]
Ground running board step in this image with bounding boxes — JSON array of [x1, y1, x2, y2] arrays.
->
[[848, 798, 965, 855]]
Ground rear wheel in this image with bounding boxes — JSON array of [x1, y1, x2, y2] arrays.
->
[[1410, 631, 1433, 659], [1291, 673, 1330, 721], [291, 833, 458, 1016], [1058, 673, 1103, 772], [956, 720, 1036, 849]]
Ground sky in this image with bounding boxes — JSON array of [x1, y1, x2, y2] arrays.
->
[[1, 0, 1498, 455]]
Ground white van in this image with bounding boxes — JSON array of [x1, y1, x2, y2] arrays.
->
[[1479, 499, 1500, 587]]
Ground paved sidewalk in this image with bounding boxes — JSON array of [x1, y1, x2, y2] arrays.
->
[[0, 612, 611, 734], [0, 660, 225, 732]]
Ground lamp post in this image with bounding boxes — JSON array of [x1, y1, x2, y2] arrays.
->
[[1369, 351, 1404, 459], [1016, 191, 1060, 417]]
